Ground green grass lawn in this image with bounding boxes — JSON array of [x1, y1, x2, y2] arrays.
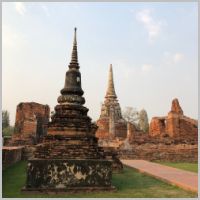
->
[[2, 161, 197, 198], [155, 161, 198, 173]]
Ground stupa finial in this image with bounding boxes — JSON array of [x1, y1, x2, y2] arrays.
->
[[105, 64, 117, 99], [70, 27, 79, 68]]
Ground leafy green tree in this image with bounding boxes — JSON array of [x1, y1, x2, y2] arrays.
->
[[2, 110, 14, 137], [2, 110, 10, 129], [3, 126, 14, 136], [138, 109, 149, 132]]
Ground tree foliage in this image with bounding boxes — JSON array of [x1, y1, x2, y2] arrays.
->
[[2, 110, 10, 130], [138, 109, 149, 132], [122, 107, 139, 126], [3, 126, 14, 136], [2, 110, 13, 136]]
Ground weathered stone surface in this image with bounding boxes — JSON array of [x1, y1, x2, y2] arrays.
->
[[126, 122, 144, 142], [171, 98, 183, 115], [34, 135, 105, 160], [149, 98, 198, 142], [96, 65, 127, 139], [24, 28, 114, 193], [2, 146, 24, 169], [101, 147, 123, 173], [8, 102, 50, 146], [96, 96, 197, 162], [121, 102, 198, 162], [149, 117, 166, 137], [166, 114, 198, 139], [119, 144, 197, 162], [15, 102, 50, 136], [8, 134, 37, 146], [25, 159, 112, 189]]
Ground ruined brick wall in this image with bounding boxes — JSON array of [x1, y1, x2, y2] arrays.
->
[[114, 121, 127, 138], [2, 146, 24, 169], [149, 99, 198, 142], [8, 102, 50, 146], [127, 122, 146, 142], [178, 116, 198, 140], [165, 113, 180, 137], [96, 118, 127, 139], [149, 117, 166, 137], [96, 118, 110, 139], [165, 114, 198, 140], [15, 102, 50, 137], [119, 144, 197, 162]]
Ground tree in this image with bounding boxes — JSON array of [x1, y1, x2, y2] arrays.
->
[[2, 110, 14, 137], [3, 126, 14, 136], [122, 107, 139, 126], [138, 109, 149, 132], [2, 110, 10, 130]]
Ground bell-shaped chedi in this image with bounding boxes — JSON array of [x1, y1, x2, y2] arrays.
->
[[96, 64, 127, 139], [23, 28, 115, 193]]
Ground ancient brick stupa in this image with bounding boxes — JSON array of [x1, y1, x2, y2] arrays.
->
[[96, 65, 127, 139], [23, 28, 114, 192]]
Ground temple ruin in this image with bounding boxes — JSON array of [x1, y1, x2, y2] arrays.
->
[[96, 65, 127, 139], [119, 98, 198, 162], [22, 28, 115, 193], [8, 102, 50, 146], [149, 98, 198, 142]]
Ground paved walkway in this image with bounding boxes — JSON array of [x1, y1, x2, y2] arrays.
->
[[121, 160, 198, 193]]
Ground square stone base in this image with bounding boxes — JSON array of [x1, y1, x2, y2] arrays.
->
[[22, 159, 116, 193]]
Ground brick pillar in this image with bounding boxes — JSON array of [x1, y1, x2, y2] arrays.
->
[[166, 112, 180, 137], [109, 106, 115, 138]]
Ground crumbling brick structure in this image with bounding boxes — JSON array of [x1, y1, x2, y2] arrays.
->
[[9, 102, 50, 146], [149, 98, 198, 142], [116, 98, 198, 162], [96, 65, 127, 139], [23, 28, 115, 193]]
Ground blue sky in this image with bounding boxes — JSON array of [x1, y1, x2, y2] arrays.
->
[[2, 2, 198, 125]]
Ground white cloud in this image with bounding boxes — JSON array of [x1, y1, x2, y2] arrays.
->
[[173, 53, 184, 63], [41, 4, 50, 17], [15, 2, 26, 15], [142, 64, 152, 72], [136, 9, 162, 43]]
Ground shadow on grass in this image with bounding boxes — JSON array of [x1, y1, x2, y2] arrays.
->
[[2, 161, 197, 198]]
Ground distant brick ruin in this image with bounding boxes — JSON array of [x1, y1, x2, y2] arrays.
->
[[118, 98, 198, 162], [149, 98, 198, 142], [3, 102, 50, 168], [9, 102, 50, 146], [95, 92, 197, 163], [96, 65, 128, 139]]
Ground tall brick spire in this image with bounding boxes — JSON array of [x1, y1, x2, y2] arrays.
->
[[60, 28, 84, 97], [105, 64, 117, 99], [96, 64, 125, 139], [69, 27, 79, 69]]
